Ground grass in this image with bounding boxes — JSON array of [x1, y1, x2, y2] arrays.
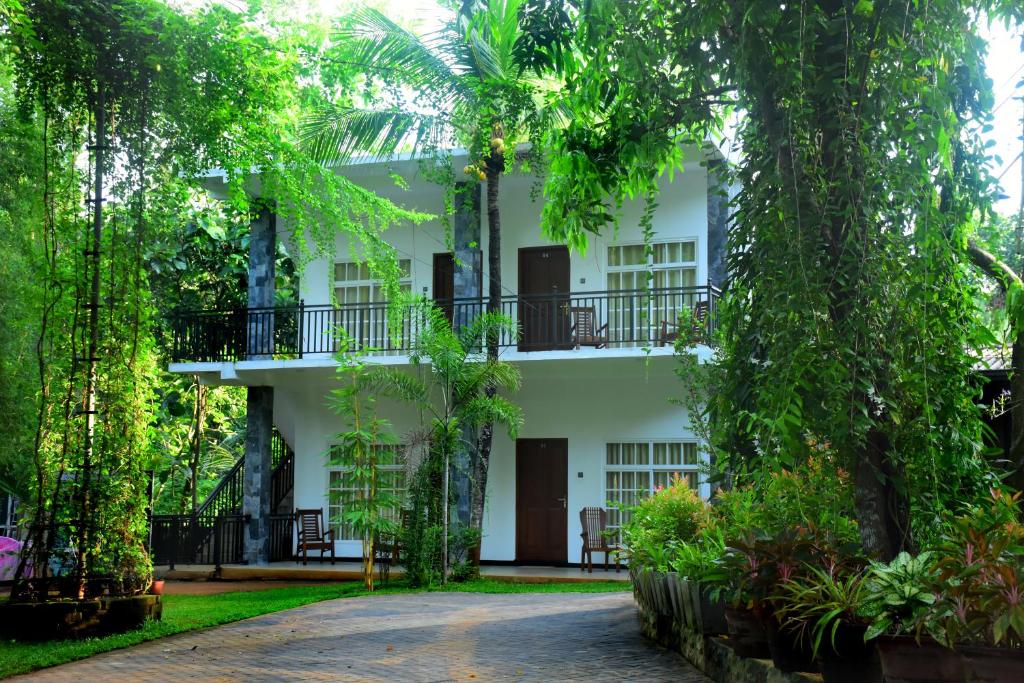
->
[[0, 577, 629, 679]]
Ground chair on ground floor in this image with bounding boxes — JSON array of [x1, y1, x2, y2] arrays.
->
[[295, 508, 336, 565], [579, 507, 621, 573]]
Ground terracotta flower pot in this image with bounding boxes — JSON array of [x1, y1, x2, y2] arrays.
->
[[960, 644, 1024, 683], [150, 579, 165, 596], [725, 605, 771, 659], [817, 622, 883, 683], [875, 635, 964, 683]]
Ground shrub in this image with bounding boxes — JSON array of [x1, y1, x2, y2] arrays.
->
[[621, 476, 711, 571]]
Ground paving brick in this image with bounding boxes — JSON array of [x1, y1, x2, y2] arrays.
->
[[14, 592, 709, 682]]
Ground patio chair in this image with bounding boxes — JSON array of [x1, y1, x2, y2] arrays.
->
[[570, 307, 609, 349], [579, 507, 621, 573], [294, 508, 336, 565], [659, 300, 710, 347]]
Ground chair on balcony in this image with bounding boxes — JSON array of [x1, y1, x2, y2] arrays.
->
[[659, 300, 710, 347], [570, 307, 609, 349], [295, 508, 335, 565], [579, 507, 621, 573]]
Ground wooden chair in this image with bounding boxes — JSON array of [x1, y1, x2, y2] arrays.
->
[[294, 508, 335, 565], [570, 307, 609, 349], [659, 300, 710, 347], [579, 507, 621, 573]]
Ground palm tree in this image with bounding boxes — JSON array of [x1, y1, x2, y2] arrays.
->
[[369, 305, 522, 582], [302, 0, 560, 544]]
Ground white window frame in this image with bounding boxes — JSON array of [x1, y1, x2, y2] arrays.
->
[[0, 494, 17, 538], [326, 444, 406, 542], [332, 259, 413, 351], [606, 240, 699, 346], [602, 440, 703, 539]]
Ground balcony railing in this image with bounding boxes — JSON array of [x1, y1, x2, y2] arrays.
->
[[170, 285, 720, 363]]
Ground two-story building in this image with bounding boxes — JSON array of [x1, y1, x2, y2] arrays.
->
[[167, 147, 727, 567]]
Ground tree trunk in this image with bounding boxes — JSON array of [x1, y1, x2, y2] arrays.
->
[[470, 161, 502, 562]]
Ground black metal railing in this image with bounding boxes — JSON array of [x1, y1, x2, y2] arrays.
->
[[268, 513, 294, 562], [171, 285, 721, 362], [150, 428, 296, 566]]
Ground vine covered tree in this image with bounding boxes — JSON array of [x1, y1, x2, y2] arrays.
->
[[531, 0, 1024, 557], [3, 0, 423, 601]]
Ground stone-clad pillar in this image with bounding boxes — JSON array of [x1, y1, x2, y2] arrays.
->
[[247, 207, 276, 358], [244, 204, 276, 564], [706, 162, 729, 290], [243, 387, 273, 564], [452, 182, 481, 530]]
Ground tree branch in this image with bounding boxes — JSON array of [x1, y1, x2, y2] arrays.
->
[[966, 239, 1023, 291]]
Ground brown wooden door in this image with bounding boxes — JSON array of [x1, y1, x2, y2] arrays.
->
[[433, 252, 455, 323], [516, 438, 568, 563], [518, 246, 571, 351]]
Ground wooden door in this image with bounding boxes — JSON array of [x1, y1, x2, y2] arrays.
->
[[518, 246, 571, 351], [433, 252, 455, 323], [515, 438, 568, 564]]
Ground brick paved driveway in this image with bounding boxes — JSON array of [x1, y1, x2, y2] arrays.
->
[[16, 591, 709, 682]]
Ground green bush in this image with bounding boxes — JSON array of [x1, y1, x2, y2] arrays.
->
[[621, 477, 711, 571]]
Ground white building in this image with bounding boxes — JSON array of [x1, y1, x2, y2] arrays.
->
[[169, 149, 727, 566]]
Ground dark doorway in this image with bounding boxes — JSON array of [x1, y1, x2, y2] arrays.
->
[[518, 246, 571, 351], [433, 252, 455, 323], [515, 438, 568, 564]]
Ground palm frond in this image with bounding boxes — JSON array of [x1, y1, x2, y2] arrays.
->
[[460, 395, 523, 439], [362, 366, 430, 406], [301, 104, 452, 165], [336, 8, 469, 104]]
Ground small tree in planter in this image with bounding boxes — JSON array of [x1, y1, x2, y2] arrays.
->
[[327, 334, 406, 591], [374, 305, 521, 585]]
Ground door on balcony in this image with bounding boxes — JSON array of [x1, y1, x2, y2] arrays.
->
[[433, 253, 455, 323], [518, 246, 571, 351], [515, 438, 568, 564]]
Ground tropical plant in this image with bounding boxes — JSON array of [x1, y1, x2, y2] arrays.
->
[[860, 551, 941, 641], [327, 333, 406, 591], [927, 489, 1024, 648], [531, 0, 1024, 562], [371, 304, 522, 585], [620, 476, 712, 571], [772, 564, 872, 656], [302, 0, 564, 548]]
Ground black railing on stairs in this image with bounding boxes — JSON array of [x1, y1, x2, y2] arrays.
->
[[150, 428, 296, 566]]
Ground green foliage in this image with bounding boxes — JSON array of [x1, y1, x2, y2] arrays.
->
[[620, 477, 711, 571], [327, 333, 405, 591], [388, 305, 522, 586], [860, 551, 940, 641], [772, 564, 872, 656], [536, 0, 1022, 558]]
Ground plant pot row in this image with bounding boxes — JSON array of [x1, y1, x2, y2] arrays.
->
[[718, 606, 1021, 683], [631, 568, 728, 635]]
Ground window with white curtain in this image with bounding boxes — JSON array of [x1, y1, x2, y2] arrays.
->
[[606, 241, 698, 345], [332, 259, 412, 350], [603, 441, 701, 540]]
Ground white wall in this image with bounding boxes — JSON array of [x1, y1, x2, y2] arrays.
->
[[294, 157, 711, 307], [280, 354, 700, 564]]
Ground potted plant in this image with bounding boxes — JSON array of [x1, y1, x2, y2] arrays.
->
[[861, 551, 964, 683], [774, 564, 881, 683], [928, 490, 1024, 682], [670, 530, 728, 634]]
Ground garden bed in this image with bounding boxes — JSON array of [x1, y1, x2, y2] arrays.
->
[[0, 595, 162, 640], [633, 569, 820, 683]]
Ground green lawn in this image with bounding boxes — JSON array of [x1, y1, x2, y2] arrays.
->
[[0, 578, 629, 679]]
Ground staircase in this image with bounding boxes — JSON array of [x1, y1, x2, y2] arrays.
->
[[150, 429, 295, 566]]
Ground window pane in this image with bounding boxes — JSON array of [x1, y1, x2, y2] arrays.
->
[[681, 241, 696, 262], [622, 244, 646, 266], [683, 443, 699, 465]]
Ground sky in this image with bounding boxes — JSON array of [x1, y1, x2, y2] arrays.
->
[[984, 20, 1023, 217]]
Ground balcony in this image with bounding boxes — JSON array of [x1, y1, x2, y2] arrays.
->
[[169, 285, 720, 363]]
